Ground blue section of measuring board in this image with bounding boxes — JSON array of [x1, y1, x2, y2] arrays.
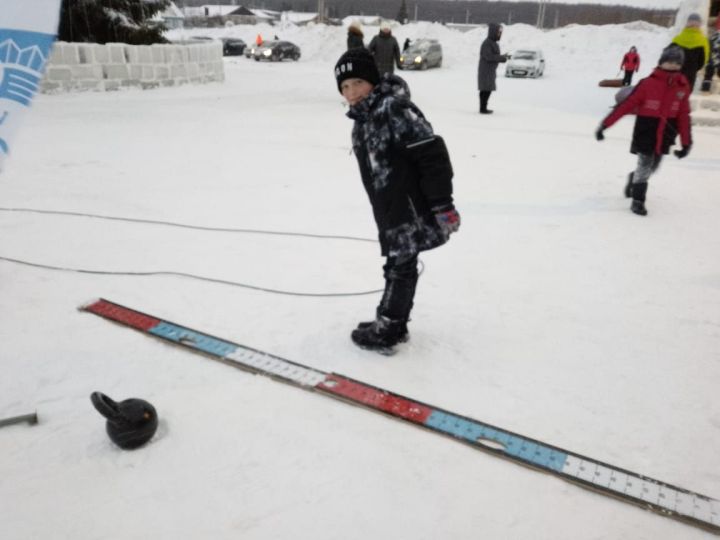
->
[[425, 410, 567, 472], [149, 322, 238, 358]]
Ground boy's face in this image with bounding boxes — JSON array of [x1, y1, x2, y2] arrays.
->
[[660, 61, 682, 71], [340, 78, 374, 106]]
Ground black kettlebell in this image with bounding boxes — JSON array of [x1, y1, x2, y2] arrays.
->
[[91, 392, 158, 450]]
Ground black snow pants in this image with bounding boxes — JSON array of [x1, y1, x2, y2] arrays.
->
[[378, 254, 419, 322]]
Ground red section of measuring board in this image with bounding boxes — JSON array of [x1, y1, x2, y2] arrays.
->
[[82, 299, 161, 331], [320, 374, 433, 423]]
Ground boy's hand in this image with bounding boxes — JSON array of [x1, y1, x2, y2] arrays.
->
[[674, 145, 691, 159], [595, 127, 605, 141], [432, 204, 460, 237]]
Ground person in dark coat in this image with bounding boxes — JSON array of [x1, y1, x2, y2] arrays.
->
[[347, 22, 364, 50], [334, 48, 460, 353], [596, 46, 692, 216], [403, 38, 411, 52], [368, 23, 401, 76], [477, 23, 509, 114], [671, 13, 711, 91], [620, 46, 640, 86]]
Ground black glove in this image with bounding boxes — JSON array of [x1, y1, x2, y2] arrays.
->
[[432, 203, 460, 238], [674, 145, 691, 159], [595, 126, 605, 141]]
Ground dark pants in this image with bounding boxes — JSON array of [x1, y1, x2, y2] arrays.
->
[[378, 254, 419, 322], [479, 90, 492, 112], [622, 70, 634, 86], [632, 153, 663, 185]]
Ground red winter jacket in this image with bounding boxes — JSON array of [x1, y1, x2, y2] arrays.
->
[[621, 51, 640, 71], [602, 67, 691, 155]]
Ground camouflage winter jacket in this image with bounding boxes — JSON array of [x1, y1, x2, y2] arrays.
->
[[347, 74, 454, 259]]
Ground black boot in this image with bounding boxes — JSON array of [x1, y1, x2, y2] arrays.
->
[[351, 316, 408, 354], [479, 91, 492, 114], [631, 182, 648, 216], [356, 310, 409, 343], [624, 172, 634, 198]]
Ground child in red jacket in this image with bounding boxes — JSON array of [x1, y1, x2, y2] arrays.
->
[[596, 46, 692, 216], [620, 46, 640, 86]]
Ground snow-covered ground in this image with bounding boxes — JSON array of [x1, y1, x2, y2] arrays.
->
[[1, 21, 719, 540]]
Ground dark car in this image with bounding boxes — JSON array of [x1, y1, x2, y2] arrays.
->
[[400, 39, 443, 70], [253, 40, 301, 62], [221, 37, 246, 56]]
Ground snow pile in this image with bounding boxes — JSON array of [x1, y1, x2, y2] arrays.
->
[[168, 19, 674, 73]]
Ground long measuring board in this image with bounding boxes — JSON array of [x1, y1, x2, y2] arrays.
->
[[81, 298, 720, 535]]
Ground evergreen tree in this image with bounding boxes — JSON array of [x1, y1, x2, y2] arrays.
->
[[59, 0, 170, 45], [396, 0, 409, 24]]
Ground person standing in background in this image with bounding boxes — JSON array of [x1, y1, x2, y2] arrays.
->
[[477, 23, 509, 114], [347, 21, 364, 50], [671, 13, 710, 91], [368, 22, 401, 75], [620, 46, 640, 86]]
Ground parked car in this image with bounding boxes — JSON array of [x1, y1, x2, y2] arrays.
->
[[253, 41, 301, 62], [220, 37, 246, 56], [400, 39, 442, 70], [505, 49, 545, 78], [244, 44, 256, 58]]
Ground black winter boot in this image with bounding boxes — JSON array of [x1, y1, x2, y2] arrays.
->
[[631, 182, 648, 216], [624, 172, 634, 198], [351, 316, 408, 354], [356, 313, 409, 342]]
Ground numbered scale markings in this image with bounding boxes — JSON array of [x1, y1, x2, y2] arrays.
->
[[81, 298, 720, 535]]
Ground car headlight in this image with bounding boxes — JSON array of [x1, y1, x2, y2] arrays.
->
[[400, 56, 405, 62], [414, 56, 422, 64], [263, 49, 272, 57]]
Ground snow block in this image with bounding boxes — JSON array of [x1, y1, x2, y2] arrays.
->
[[150, 44, 165, 63], [106, 43, 127, 64], [61, 43, 80, 65], [46, 66, 72, 81], [41, 41, 225, 94], [77, 43, 95, 64], [93, 44, 110, 64], [103, 64, 130, 80], [71, 65, 102, 80]]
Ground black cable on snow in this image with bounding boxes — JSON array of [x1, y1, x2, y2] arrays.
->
[[0, 207, 425, 297], [0, 255, 388, 297], [0, 207, 377, 243]]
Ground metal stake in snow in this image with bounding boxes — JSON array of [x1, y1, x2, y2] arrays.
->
[[0, 411, 38, 429], [80, 298, 720, 535]]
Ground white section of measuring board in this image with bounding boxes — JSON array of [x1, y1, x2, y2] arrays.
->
[[225, 348, 327, 387], [563, 455, 720, 527]]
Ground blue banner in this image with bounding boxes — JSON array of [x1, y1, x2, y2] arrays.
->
[[0, 2, 62, 170]]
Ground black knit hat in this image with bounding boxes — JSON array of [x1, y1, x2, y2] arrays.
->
[[334, 48, 380, 93], [658, 45, 684, 66]]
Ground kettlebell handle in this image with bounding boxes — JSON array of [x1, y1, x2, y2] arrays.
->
[[91, 392, 121, 421]]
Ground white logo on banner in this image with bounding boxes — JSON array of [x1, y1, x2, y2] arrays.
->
[[0, 0, 61, 171]]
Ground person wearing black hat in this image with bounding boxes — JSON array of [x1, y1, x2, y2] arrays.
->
[[334, 48, 460, 353], [595, 45, 692, 216]]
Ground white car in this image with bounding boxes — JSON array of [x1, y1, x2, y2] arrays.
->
[[505, 49, 545, 78]]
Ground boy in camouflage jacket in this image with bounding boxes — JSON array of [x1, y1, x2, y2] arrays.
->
[[334, 48, 460, 353]]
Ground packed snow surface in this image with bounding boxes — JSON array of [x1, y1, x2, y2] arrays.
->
[[1, 21, 719, 540]]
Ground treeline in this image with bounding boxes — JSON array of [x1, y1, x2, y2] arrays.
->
[[181, 0, 676, 27]]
